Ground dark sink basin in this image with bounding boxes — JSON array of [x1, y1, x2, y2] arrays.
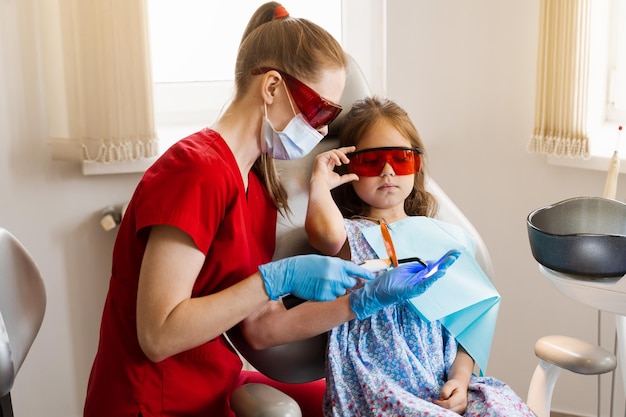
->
[[527, 197, 626, 278]]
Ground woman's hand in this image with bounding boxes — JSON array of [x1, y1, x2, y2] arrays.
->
[[259, 254, 374, 301], [310, 146, 358, 190], [433, 378, 469, 414]]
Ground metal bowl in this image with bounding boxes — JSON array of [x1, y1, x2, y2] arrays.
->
[[527, 197, 626, 278]]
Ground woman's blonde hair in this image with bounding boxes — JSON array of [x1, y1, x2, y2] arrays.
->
[[332, 96, 439, 218], [236, 2, 347, 215]]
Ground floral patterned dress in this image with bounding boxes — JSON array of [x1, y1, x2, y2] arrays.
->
[[322, 218, 536, 417]]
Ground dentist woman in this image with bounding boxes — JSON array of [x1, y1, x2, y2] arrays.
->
[[84, 3, 452, 417]]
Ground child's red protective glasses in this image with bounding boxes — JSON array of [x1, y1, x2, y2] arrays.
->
[[251, 67, 343, 129], [347, 147, 423, 177]]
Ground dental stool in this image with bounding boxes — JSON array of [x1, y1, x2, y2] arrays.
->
[[0, 228, 46, 417], [527, 335, 616, 417], [228, 55, 615, 417]]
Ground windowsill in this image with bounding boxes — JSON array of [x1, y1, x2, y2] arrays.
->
[[81, 122, 212, 176], [82, 158, 158, 175], [546, 122, 625, 173], [547, 153, 625, 173], [546, 155, 626, 174]]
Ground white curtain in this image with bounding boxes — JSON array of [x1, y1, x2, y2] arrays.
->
[[41, 0, 158, 163], [528, 0, 591, 158]]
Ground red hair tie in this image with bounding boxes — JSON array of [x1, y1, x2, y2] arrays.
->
[[274, 5, 289, 19]]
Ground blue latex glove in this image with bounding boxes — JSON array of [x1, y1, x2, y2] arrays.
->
[[349, 249, 461, 320], [259, 254, 375, 302]]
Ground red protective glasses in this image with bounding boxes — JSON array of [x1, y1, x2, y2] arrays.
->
[[251, 67, 343, 129], [347, 147, 423, 177]]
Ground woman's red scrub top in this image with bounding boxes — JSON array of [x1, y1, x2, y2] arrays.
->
[[84, 129, 277, 416]]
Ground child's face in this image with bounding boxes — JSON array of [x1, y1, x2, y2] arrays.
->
[[351, 120, 415, 217]]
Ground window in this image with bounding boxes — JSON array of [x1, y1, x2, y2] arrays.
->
[[585, 0, 626, 157], [146, 1, 342, 150], [607, 0, 626, 124], [546, 0, 626, 169], [148, 2, 342, 83], [76, 0, 382, 174]]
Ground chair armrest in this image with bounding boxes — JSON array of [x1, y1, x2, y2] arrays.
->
[[230, 383, 301, 417], [534, 335, 616, 375]]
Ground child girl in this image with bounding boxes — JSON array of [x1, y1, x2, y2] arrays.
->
[[305, 96, 535, 416]]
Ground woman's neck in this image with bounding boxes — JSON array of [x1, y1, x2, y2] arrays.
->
[[212, 100, 263, 179]]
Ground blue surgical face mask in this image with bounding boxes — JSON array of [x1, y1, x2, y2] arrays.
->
[[259, 87, 324, 160]]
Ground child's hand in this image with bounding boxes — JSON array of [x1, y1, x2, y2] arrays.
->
[[310, 146, 359, 190], [433, 378, 469, 414]]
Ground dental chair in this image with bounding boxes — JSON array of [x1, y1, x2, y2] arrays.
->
[[228, 55, 617, 417], [0, 228, 46, 417]]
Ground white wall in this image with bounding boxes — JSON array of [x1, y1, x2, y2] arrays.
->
[[0, 0, 623, 416]]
